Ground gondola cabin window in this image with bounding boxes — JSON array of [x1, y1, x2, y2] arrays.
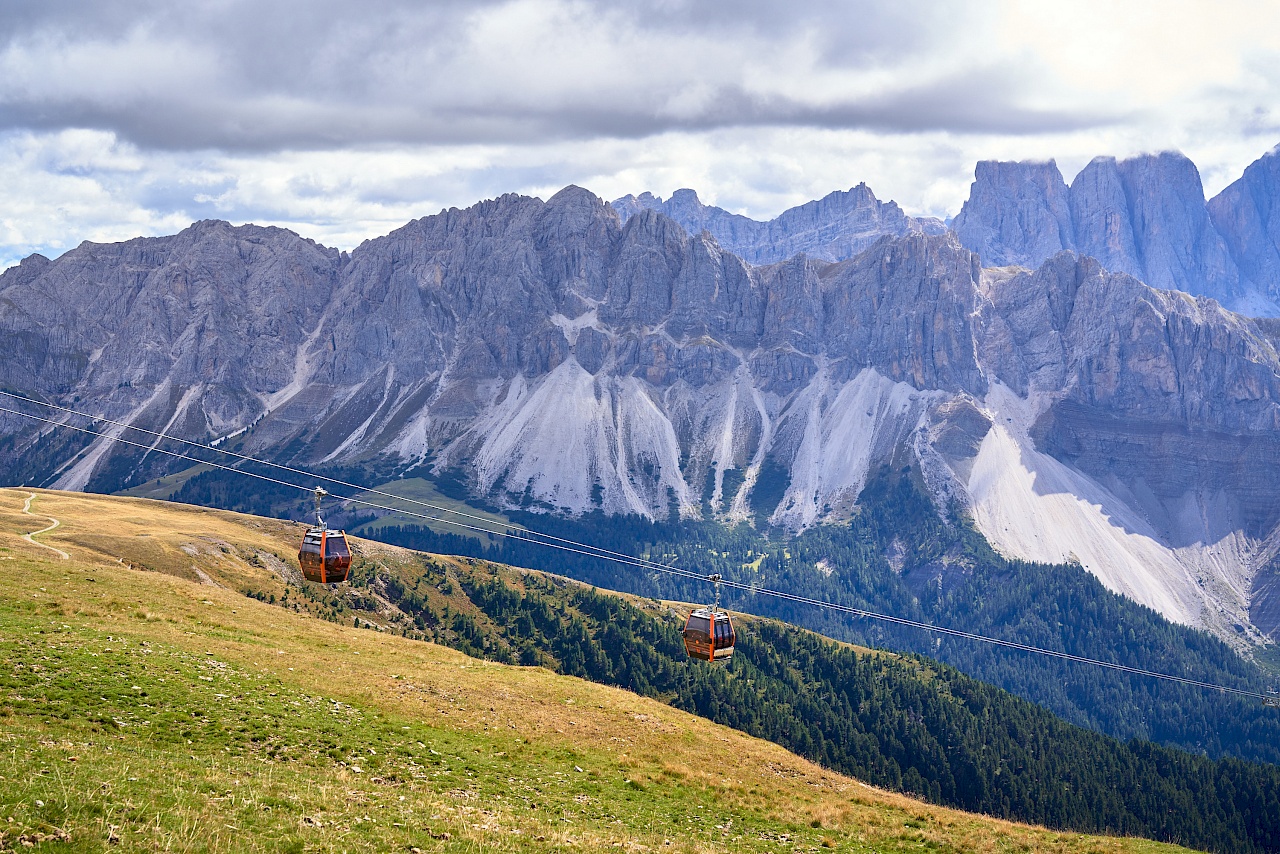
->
[[326, 534, 351, 562], [682, 607, 734, 663]]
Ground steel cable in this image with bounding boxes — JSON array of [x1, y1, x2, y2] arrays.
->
[[1, 399, 1275, 704]]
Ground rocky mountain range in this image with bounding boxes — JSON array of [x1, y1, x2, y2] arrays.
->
[[611, 184, 947, 264], [4, 148, 1280, 652], [613, 147, 1280, 317]]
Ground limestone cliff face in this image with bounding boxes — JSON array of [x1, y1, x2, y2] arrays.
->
[[966, 253, 1280, 643], [5, 186, 1280, 646], [0, 221, 340, 483], [980, 252, 1280, 433], [1076, 154, 1241, 304], [612, 185, 945, 265], [956, 151, 1265, 314], [1209, 147, 1280, 308], [978, 253, 1280, 538]]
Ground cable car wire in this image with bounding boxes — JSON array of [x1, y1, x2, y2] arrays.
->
[[1, 399, 1276, 704], [0, 405, 708, 579], [0, 389, 661, 568]]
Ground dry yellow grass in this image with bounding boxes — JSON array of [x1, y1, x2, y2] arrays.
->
[[0, 488, 1190, 852]]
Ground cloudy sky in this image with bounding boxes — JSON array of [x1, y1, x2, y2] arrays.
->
[[2, 0, 1278, 270]]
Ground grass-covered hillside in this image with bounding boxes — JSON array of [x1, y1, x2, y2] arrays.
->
[[0, 488, 1245, 853]]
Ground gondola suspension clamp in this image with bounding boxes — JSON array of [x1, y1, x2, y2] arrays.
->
[[313, 486, 328, 528]]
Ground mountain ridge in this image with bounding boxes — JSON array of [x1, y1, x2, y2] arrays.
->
[[611, 183, 947, 265], [953, 147, 1280, 315], [4, 172, 1280, 652]]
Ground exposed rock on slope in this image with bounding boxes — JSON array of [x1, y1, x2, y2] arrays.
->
[[1074, 154, 1240, 304], [967, 253, 1280, 642], [0, 221, 340, 490], [4, 188, 1280, 648], [612, 185, 946, 265]]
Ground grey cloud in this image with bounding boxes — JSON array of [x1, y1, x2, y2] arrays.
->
[[0, 0, 1112, 151], [2, 0, 923, 45], [604, 0, 959, 57], [0, 64, 1112, 151], [806, 67, 1129, 135]]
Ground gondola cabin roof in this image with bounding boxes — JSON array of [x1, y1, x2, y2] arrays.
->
[[301, 528, 346, 541]]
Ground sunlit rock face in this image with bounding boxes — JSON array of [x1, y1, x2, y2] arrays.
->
[[5, 183, 1280, 649], [0, 221, 341, 491], [967, 253, 1280, 646], [952, 159, 1075, 268], [1210, 147, 1280, 311]]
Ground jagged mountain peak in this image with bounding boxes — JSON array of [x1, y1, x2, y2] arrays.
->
[[1208, 143, 1280, 315], [1074, 151, 1240, 302], [667, 187, 702, 205], [611, 181, 944, 266], [953, 159, 1072, 268], [956, 147, 1257, 312], [0, 252, 52, 289], [1079, 149, 1207, 193], [545, 183, 611, 210], [617, 203, 693, 244], [1085, 149, 1195, 170]]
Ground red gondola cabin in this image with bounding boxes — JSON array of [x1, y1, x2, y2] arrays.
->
[[297, 487, 352, 584], [298, 527, 352, 584], [682, 607, 735, 662]]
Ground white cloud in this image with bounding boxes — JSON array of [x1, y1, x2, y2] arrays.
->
[[0, 130, 189, 270]]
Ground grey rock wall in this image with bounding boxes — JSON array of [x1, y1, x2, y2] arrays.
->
[[955, 150, 1271, 314], [0, 220, 340, 439], [952, 160, 1074, 267], [1209, 147, 1280, 305]]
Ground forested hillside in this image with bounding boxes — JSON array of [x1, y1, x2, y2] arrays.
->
[[358, 467, 1280, 768]]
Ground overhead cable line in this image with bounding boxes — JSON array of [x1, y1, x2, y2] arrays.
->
[[1, 400, 1276, 705], [0, 405, 702, 580]]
